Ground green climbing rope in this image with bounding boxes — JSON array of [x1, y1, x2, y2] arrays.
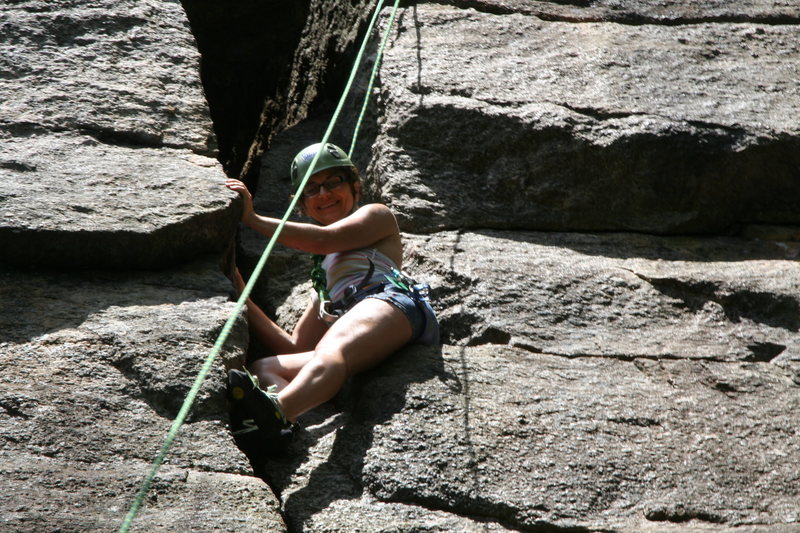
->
[[117, 0, 400, 531], [348, 0, 400, 157]]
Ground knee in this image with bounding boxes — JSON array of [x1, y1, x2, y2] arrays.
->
[[247, 355, 280, 377], [308, 348, 348, 381]]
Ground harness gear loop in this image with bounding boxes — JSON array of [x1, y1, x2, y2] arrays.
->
[[318, 257, 378, 323], [317, 257, 433, 324]]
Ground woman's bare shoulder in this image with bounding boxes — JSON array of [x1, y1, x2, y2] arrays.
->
[[354, 202, 395, 217]]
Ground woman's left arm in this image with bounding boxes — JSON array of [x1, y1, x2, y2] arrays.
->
[[291, 203, 399, 254], [226, 179, 399, 253]]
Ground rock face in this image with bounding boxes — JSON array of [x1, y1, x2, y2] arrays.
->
[[0, 0, 239, 268], [368, 4, 800, 234], [2, 1, 800, 533], [0, 264, 273, 531], [0, 0, 268, 531]]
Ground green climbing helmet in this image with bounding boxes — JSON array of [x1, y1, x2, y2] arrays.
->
[[290, 143, 354, 189]]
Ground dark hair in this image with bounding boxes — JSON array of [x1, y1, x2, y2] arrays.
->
[[341, 165, 361, 188]]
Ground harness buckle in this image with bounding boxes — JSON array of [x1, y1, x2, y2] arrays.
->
[[319, 299, 341, 324], [411, 282, 431, 300]]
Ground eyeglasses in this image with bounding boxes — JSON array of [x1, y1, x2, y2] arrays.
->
[[302, 175, 347, 198]]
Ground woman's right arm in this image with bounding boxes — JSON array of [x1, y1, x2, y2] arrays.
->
[[289, 292, 329, 351], [245, 291, 327, 355]]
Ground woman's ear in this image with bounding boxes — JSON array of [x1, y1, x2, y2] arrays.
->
[[351, 181, 361, 203], [291, 194, 307, 216]]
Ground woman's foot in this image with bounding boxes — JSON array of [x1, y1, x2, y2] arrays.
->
[[227, 369, 290, 442]]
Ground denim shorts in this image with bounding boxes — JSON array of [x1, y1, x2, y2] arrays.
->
[[350, 283, 439, 345]]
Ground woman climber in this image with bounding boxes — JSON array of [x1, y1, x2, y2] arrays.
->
[[224, 142, 439, 446]]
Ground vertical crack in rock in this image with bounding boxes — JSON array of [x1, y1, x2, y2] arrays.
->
[[179, 0, 377, 189], [180, 0, 310, 182]]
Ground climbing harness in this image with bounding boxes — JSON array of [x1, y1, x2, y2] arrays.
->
[[317, 257, 432, 323], [383, 268, 439, 346], [118, 1, 401, 531], [318, 256, 377, 323], [314, 253, 437, 347]]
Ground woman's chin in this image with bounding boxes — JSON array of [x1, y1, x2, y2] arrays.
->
[[309, 202, 348, 224]]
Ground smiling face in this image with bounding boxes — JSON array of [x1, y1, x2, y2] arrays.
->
[[300, 167, 361, 225]]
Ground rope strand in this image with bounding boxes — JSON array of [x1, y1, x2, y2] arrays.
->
[[349, 0, 400, 157]]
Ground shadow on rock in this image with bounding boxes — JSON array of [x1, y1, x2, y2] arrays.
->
[[0, 257, 233, 344], [0, 257, 246, 423], [233, 343, 446, 531], [468, 228, 798, 262]]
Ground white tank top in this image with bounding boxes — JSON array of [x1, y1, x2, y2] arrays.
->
[[321, 247, 398, 302]]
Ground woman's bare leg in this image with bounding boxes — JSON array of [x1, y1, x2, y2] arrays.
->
[[247, 350, 314, 391], [276, 298, 413, 422]]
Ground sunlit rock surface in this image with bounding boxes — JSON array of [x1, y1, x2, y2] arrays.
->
[[1, 1, 799, 532]]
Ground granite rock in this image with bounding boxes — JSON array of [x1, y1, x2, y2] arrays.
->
[[3, 0, 800, 532], [367, 4, 800, 234]]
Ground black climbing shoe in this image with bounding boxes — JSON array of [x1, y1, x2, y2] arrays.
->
[[227, 369, 290, 441], [228, 399, 294, 470], [228, 409, 260, 440]]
